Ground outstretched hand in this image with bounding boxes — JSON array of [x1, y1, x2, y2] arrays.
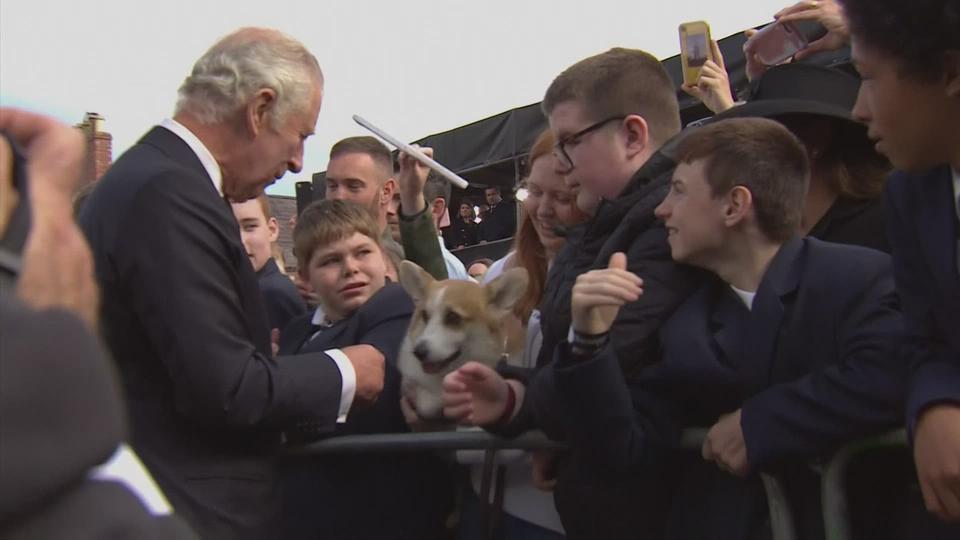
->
[[442, 361, 514, 426]]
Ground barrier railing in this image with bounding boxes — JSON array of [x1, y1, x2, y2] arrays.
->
[[821, 429, 908, 540], [285, 429, 798, 540]]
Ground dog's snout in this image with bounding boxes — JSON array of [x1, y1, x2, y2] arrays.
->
[[413, 342, 429, 362]]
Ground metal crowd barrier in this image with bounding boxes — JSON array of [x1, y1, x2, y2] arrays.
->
[[285, 429, 799, 540], [822, 429, 908, 540]]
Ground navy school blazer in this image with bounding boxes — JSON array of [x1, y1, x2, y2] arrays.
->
[[278, 283, 455, 540], [278, 282, 414, 437], [885, 166, 960, 434], [537, 237, 907, 539], [549, 237, 906, 472]]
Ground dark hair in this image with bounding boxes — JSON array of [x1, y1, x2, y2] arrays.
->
[[484, 186, 501, 195], [776, 114, 890, 200], [543, 47, 681, 145], [294, 199, 382, 268], [424, 170, 450, 205], [674, 118, 810, 242], [329, 136, 392, 178], [838, 0, 960, 81]]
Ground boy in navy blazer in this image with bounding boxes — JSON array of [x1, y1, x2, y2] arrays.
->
[[839, 0, 960, 524], [558, 118, 906, 538], [279, 199, 453, 540], [232, 195, 306, 332]]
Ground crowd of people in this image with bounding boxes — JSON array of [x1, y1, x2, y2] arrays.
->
[[443, 186, 519, 251], [1, 0, 958, 539]]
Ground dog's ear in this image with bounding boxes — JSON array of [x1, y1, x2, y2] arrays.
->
[[398, 260, 434, 304], [485, 267, 528, 315]]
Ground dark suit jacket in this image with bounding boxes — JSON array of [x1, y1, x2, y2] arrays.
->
[[79, 126, 344, 540], [443, 218, 479, 249], [279, 283, 454, 540], [480, 199, 517, 241], [809, 195, 889, 253], [885, 167, 960, 432], [0, 297, 197, 539], [256, 257, 306, 332], [550, 238, 906, 539]]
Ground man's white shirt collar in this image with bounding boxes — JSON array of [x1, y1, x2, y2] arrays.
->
[[159, 118, 223, 196]]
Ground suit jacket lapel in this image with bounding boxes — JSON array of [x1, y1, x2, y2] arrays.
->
[[299, 319, 352, 354], [710, 285, 747, 372], [739, 239, 803, 394]]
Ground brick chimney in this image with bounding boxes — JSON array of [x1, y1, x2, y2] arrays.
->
[[75, 112, 113, 186]]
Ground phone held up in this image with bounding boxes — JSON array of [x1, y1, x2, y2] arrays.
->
[[746, 21, 809, 67], [679, 21, 712, 87]]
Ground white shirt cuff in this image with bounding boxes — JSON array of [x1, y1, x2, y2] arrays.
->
[[325, 348, 356, 423], [89, 443, 172, 515], [567, 325, 575, 343]]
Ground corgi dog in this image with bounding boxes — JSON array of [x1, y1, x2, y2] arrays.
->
[[397, 260, 528, 420]]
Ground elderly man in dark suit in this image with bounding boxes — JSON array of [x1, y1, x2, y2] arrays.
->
[[838, 0, 960, 526], [79, 28, 385, 539]]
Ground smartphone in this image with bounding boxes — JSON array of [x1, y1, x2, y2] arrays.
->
[[748, 21, 809, 66], [295, 181, 314, 216], [679, 21, 712, 86]]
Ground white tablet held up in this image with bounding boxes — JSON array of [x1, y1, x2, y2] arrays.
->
[[352, 115, 470, 190]]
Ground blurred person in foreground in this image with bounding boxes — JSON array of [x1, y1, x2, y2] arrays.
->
[[0, 107, 196, 539]]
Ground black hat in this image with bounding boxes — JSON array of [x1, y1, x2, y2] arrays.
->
[[712, 63, 862, 124]]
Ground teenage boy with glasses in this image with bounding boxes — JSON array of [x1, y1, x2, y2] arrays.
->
[[442, 47, 704, 540]]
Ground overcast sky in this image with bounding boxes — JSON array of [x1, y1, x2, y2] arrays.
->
[[1, 0, 783, 196]]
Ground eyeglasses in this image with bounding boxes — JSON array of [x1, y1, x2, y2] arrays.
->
[[553, 115, 626, 172]]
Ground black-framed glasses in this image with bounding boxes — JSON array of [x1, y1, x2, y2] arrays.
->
[[553, 115, 626, 172]]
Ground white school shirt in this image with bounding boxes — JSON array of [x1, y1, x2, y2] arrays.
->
[[730, 284, 757, 310], [307, 305, 358, 423]]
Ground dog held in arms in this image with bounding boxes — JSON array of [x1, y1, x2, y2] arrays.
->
[[397, 260, 528, 420]]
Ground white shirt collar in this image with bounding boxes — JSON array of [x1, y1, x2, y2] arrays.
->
[[729, 284, 756, 310], [310, 305, 328, 326], [159, 118, 223, 196]]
